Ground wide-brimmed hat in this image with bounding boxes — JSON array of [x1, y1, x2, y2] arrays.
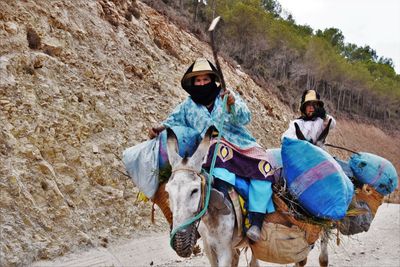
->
[[181, 58, 221, 90], [300, 90, 324, 114]]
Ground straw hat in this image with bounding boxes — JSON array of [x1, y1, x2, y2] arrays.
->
[[181, 58, 221, 90], [300, 90, 324, 114]]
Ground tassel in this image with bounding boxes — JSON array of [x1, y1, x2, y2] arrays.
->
[[137, 192, 149, 203], [336, 226, 340, 246], [151, 202, 155, 224]]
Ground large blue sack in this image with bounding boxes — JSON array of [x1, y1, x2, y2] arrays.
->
[[349, 152, 398, 195], [281, 137, 354, 220]]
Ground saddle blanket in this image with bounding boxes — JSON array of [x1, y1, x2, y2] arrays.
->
[[203, 138, 276, 182]]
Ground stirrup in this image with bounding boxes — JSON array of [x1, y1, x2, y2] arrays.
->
[[246, 225, 261, 242]]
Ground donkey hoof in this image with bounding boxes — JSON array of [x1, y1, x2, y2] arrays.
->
[[246, 225, 261, 242]]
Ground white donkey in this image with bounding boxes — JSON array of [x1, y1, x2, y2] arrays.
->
[[165, 127, 329, 267]]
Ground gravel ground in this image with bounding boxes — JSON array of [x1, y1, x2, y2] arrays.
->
[[33, 203, 400, 267]]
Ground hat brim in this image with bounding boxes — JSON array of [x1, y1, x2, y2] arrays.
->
[[181, 59, 221, 90], [300, 100, 324, 114], [182, 70, 217, 81]]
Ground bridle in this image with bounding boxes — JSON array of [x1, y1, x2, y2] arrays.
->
[[170, 167, 208, 213], [170, 167, 200, 175], [168, 166, 210, 249]]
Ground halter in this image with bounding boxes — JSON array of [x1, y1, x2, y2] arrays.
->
[[171, 167, 199, 175], [168, 164, 215, 248], [169, 94, 229, 248], [170, 167, 208, 213]]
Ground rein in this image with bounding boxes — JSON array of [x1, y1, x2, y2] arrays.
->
[[169, 95, 229, 248], [325, 143, 360, 155]]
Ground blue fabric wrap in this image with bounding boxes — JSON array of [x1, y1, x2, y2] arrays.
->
[[159, 126, 201, 169], [349, 152, 398, 195], [235, 177, 250, 199], [281, 137, 354, 220], [248, 178, 275, 213], [213, 168, 236, 185], [162, 94, 258, 148], [212, 168, 275, 213]]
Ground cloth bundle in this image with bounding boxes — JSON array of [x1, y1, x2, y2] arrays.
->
[[123, 126, 200, 199], [281, 137, 354, 220], [349, 152, 398, 195]]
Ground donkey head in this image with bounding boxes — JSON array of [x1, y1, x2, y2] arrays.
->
[[165, 126, 213, 257]]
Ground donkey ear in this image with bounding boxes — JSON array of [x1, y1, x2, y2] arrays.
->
[[189, 126, 215, 169], [166, 128, 182, 167]]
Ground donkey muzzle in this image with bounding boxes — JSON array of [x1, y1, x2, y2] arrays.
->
[[171, 224, 198, 258]]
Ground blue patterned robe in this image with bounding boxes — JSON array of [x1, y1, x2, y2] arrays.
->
[[162, 91, 275, 214], [162, 92, 258, 149]]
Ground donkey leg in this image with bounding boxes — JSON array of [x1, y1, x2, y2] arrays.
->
[[202, 239, 218, 267], [294, 258, 307, 267], [231, 249, 240, 267], [319, 231, 329, 267], [249, 254, 260, 267], [199, 217, 234, 267], [214, 221, 236, 266], [214, 246, 233, 267]]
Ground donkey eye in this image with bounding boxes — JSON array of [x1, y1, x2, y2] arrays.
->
[[191, 188, 199, 196]]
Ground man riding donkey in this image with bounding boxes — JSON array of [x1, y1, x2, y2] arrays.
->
[[281, 89, 358, 177], [282, 89, 336, 148], [149, 58, 276, 242]]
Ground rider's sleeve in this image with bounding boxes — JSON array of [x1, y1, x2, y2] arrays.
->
[[229, 91, 251, 126], [162, 100, 188, 128], [281, 120, 298, 141]]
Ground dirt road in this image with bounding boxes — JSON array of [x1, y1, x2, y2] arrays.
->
[[33, 204, 400, 267]]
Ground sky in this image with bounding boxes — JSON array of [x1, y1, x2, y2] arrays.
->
[[278, 0, 400, 74]]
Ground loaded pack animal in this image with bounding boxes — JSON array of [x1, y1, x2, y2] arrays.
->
[[163, 127, 332, 267], [155, 121, 391, 267]]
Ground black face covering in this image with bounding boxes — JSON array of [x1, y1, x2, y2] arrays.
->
[[300, 113, 317, 121], [185, 82, 221, 106]]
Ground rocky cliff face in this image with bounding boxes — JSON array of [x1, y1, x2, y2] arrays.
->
[[0, 1, 399, 266]]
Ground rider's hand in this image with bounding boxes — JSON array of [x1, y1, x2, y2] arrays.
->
[[314, 106, 326, 119], [220, 89, 235, 112], [148, 125, 165, 139]]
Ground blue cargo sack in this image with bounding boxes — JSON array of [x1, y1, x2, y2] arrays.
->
[[349, 152, 398, 195], [281, 137, 354, 220]]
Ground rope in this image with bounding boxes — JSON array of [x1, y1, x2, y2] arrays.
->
[[169, 95, 229, 248], [325, 143, 360, 155]]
